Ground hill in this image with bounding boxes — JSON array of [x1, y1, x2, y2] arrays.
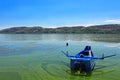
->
[[0, 24, 120, 34]]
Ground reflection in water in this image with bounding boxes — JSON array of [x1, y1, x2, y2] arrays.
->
[[0, 34, 120, 42]]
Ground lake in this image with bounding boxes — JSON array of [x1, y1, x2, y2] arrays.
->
[[0, 34, 120, 80]]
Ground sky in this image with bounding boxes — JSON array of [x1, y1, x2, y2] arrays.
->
[[0, 0, 120, 29]]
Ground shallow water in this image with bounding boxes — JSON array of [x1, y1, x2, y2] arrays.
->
[[0, 34, 120, 80]]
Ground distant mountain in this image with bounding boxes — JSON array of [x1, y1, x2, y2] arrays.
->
[[0, 24, 120, 34]]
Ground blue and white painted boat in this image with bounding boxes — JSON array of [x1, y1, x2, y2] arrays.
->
[[62, 46, 116, 75]]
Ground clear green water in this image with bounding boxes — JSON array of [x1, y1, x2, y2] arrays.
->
[[0, 34, 120, 80]]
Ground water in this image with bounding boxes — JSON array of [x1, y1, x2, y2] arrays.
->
[[0, 34, 120, 80]]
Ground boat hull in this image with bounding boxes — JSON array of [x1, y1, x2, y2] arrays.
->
[[70, 58, 95, 74]]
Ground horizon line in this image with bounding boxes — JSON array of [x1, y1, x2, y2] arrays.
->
[[0, 23, 120, 30]]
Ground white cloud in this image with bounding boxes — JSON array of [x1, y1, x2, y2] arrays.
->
[[81, 24, 101, 27], [0, 27, 10, 30], [104, 19, 120, 23]]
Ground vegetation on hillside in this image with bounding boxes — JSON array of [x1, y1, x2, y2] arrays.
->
[[0, 24, 120, 34]]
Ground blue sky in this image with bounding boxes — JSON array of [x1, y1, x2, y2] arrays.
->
[[0, 0, 120, 29]]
